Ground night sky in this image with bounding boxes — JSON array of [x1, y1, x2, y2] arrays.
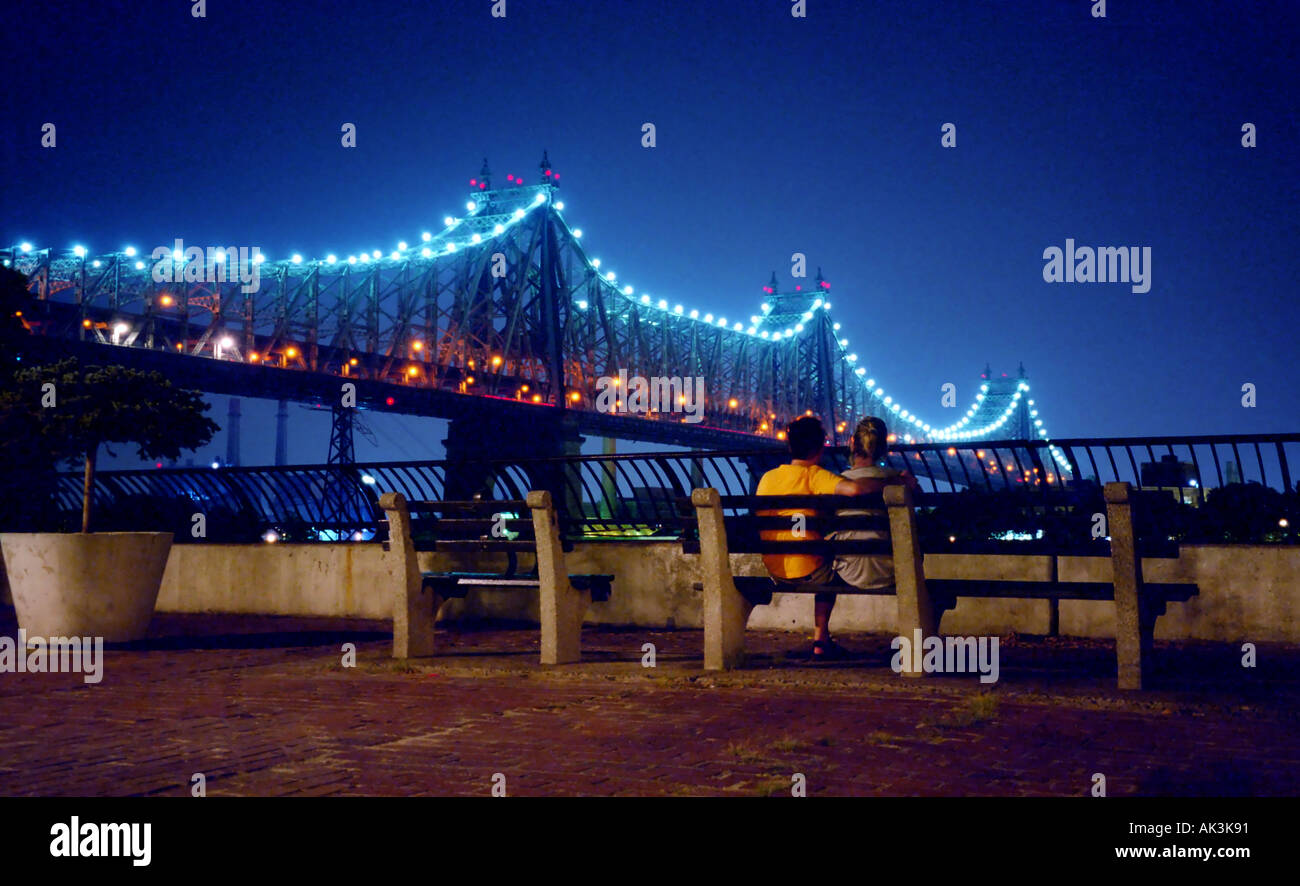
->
[[3, 0, 1296, 466]]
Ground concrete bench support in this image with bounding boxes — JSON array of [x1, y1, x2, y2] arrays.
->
[[527, 490, 591, 665], [380, 492, 441, 659], [692, 488, 757, 670], [1105, 482, 1154, 690], [884, 484, 937, 678]]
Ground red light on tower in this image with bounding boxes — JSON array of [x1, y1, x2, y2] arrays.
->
[[385, 396, 395, 406], [507, 174, 515, 182], [553, 173, 559, 180], [545, 169, 552, 176], [479, 182, 486, 189], [795, 285, 801, 291], [470, 179, 477, 186]]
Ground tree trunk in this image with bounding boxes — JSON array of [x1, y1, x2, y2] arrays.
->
[[81, 443, 97, 533]]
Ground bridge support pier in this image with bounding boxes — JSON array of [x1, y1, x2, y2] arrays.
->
[[443, 412, 585, 510]]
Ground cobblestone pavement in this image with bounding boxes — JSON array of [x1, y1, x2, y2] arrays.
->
[[1, 608, 1296, 797]]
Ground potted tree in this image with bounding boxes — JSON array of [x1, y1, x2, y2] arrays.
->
[[0, 356, 218, 641]]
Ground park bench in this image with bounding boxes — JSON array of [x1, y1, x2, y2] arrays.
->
[[379, 491, 613, 664], [687, 482, 1198, 689]]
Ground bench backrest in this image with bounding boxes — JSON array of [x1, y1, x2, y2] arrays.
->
[[378, 494, 591, 553], [691, 492, 893, 557]]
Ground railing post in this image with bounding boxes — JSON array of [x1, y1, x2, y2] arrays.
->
[[1105, 482, 1151, 689], [885, 484, 938, 676], [527, 489, 588, 665], [380, 492, 438, 659], [692, 487, 753, 670]]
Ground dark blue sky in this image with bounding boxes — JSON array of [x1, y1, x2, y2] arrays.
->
[[3, 0, 1297, 466]]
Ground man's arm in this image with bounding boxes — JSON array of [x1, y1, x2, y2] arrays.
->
[[834, 477, 877, 496]]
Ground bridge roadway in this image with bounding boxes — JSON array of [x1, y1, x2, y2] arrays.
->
[[20, 333, 782, 452]]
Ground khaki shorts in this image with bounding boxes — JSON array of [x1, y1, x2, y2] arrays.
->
[[772, 561, 845, 604]]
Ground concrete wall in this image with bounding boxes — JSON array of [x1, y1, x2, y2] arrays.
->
[[135, 540, 1300, 644]]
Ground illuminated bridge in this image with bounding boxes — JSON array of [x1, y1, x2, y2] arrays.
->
[[3, 153, 1067, 469]]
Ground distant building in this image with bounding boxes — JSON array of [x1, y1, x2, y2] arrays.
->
[[1140, 454, 1202, 506]]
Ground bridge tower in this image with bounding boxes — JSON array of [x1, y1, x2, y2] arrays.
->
[[1015, 362, 1032, 440], [441, 154, 584, 506], [978, 362, 1033, 440], [320, 402, 365, 536], [756, 267, 849, 445]]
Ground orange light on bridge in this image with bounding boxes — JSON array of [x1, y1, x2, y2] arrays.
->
[[176, 343, 183, 350], [468, 359, 476, 369], [249, 352, 258, 361], [465, 376, 474, 385], [777, 431, 787, 441], [491, 355, 502, 368], [349, 357, 358, 366], [887, 434, 897, 443], [159, 295, 174, 307], [805, 409, 813, 416], [947, 447, 957, 456], [412, 341, 423, 351], [286, 347, 299, 359], [82, 319, 92, 328], [521, 384, 530, 393], [407, 366, 419, 377], [728, 398, 739, 409], [569, 391, 581, 402], [976, 450, 985, 458], [760, 422, 769, 431], [678, 395, 687, 405], [532, 394, 542, 403]]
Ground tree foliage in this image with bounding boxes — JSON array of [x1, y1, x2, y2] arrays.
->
[[0, 356, 219, 531]]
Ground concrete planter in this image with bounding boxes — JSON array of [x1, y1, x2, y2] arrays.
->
[[0, 532, 172, 642]]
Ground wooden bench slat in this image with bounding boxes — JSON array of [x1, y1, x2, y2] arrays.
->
[[405, 500, 529, 510], [718, 494, 887, 510], [425, 539, 542, 551], [722, 539, 895, 555], [421, 571, 613, 602]]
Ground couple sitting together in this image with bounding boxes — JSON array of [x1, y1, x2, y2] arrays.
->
[[756, 415, 918, 660]]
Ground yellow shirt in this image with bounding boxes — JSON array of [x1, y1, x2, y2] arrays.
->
[[755, 463, 845, 579]]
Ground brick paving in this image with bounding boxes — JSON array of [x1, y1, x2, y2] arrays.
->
[[1, 607, 1297, 797]]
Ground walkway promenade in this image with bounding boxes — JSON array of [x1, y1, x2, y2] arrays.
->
[[1, 609, 1296, 797]]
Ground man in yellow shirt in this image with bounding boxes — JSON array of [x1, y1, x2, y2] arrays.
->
[[756, 416, 875, 660]]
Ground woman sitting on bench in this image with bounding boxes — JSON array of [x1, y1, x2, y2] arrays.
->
[[828, 416, 918, 599]]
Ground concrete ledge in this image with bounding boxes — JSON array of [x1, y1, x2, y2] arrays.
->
[[130, 540, 1300, 644]]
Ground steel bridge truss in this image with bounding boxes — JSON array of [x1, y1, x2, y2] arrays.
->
[[8, 156, 1049, 448]]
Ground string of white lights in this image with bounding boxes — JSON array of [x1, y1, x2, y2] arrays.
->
[[10, 187, 1067, 465]]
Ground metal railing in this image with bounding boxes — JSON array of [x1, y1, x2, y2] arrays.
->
[[56, 433, 1300, 543]]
